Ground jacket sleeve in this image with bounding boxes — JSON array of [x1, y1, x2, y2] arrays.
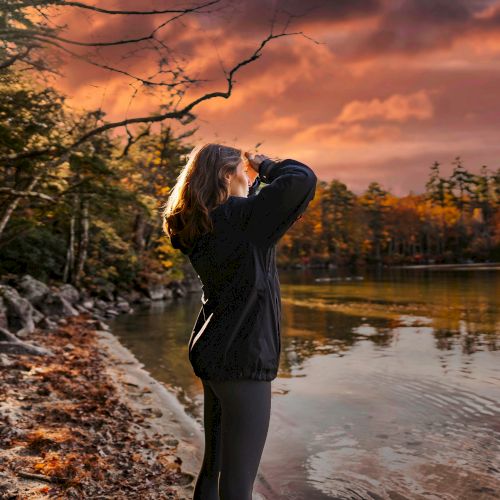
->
[[247, 175, 261, 197], [240, 158, 317, 248]]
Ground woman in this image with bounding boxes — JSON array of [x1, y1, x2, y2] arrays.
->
[[162, 143, 317, 499]]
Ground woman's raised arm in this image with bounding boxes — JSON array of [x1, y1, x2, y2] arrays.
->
[[240, 158, 317, 248]]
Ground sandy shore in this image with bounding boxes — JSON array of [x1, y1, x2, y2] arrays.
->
[[0, 313, 203, 499]]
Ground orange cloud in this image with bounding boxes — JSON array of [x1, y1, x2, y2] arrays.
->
[[292, 122, 402, 145], [336, 90, 435, 123], [255, 108, 300, 132]]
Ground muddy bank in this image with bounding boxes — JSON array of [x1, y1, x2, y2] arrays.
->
[[0, 313, 203, 499]]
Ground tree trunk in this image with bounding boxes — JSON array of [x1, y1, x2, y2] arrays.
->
[[0, 174, 42, 239], [133, 211, 147, 253], [75, 197, 89, 286], [63, 194, 77, 283]]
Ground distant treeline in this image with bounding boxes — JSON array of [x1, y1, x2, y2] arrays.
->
[[288, 159, 500, 269], [0, 71, 499, 292]]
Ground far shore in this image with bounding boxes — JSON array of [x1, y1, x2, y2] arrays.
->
[[389, 262, 499, 271]]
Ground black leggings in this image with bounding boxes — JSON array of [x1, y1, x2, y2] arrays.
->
[[193, 378, 272, 500]]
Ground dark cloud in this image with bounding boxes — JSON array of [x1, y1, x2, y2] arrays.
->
[[248, 0, 382, 26], [392, 0, 471, 24], [194, 0, 382, 37], [333, 0, 500, 60]]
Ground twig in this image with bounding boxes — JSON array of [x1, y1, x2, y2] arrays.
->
[[17, 470, 67, 484]]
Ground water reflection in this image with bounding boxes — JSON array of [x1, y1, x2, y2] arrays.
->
[[109, 269, 500, 499]]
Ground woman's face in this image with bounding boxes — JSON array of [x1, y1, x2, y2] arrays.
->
[[227, 156, 255, 197]]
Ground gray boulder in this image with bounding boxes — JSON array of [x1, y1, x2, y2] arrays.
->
[[37, 291, 79, 318], [166, 280, 187, 299], [146, 284, 167, 301], [0, 296, 7, 331], [0, 285, 36, 336], [59, 284, 80, 305], [115, 298, 131, 313], [16, 274, 49, 306], [118, 290, 142, 304]]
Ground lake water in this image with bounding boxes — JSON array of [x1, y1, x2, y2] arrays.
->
[[109, 268, 500, 499]]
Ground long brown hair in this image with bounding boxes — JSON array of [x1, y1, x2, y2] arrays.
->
[[161, 143, 243, 253]]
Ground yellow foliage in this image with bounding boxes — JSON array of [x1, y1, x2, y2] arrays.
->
[[157, 185, 171, 196], [156, 240, 174, 255]]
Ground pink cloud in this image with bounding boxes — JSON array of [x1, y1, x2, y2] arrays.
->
[[336, 90, 435, 123]]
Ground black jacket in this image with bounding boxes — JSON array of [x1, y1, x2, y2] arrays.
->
[[171, 158, 317, 381]]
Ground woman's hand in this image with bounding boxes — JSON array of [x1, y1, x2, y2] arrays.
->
[[244, 151, 271, 175]]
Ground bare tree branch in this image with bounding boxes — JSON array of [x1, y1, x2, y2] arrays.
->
[[1, 1, 216, 97], [12, 0, 222, 16], [120, 125, 151, 158], [0, 46, 32, 70], [0, 28, 319, 165], [1, 0, 222, 47], [1, 2, 322, 167], [24, 34, 210, 89], [66, 30, 317, 150], [0, 187, 55, 202]]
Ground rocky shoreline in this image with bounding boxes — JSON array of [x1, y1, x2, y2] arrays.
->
[[0, 273, 201, 357], [0, 274, 203, 499]]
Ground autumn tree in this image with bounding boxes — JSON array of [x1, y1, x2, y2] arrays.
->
[[449, 156, 475, 257], [425, 160, 451, 254], [318, 180, 355, 266], [359, 182, 389, 265], [0, 70, 70, 241]]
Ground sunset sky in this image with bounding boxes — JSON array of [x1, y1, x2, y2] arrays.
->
[[42, 0, 500, 195]]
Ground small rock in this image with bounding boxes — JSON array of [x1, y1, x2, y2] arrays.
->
[[75, 304, 89, 313], [98, 321, 110, 331], [116, 299, 131, 313], [82, 299, 95, 309], [38, 316, 57, 330], [0, 353, 15, 367], [94, 299, 109, 310]]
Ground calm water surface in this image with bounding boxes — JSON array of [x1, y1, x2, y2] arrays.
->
[[109, 268, 500, 499]]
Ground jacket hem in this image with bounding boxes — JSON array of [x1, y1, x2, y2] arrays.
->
[[192, 365, 278, 382]]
